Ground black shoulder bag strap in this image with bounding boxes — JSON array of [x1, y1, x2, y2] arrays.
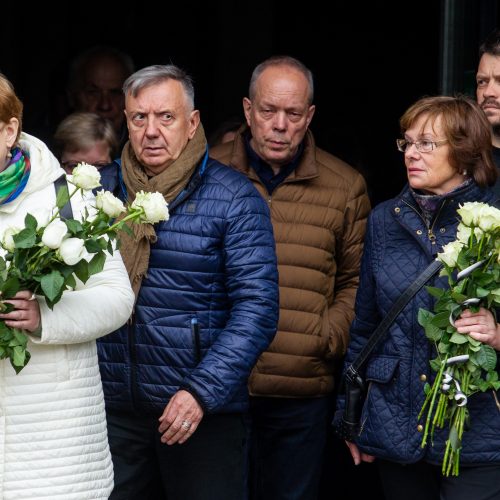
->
[[53, 175, 73, 220], [346, 258, 443, 385], [337, 258, 443, 441]]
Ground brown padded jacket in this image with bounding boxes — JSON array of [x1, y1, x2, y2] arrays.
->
[[210, 127, 370, 397]]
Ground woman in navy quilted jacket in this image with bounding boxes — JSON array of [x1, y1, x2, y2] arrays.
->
[[336, 95, 500, 500]]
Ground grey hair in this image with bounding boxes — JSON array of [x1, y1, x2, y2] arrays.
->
[[123, 64, 195, 111], [249, 55, 314, 104]]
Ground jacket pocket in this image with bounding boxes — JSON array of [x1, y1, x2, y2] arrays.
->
[[366, 355, 399, 383], [358, 356, 400, 440]]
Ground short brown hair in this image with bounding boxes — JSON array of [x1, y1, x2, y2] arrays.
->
[[0, 73, 23, 143], [400, 95, 497, 187]]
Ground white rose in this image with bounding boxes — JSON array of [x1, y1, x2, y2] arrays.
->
[[457, 202, 484, 226], [437, 240, 464, 267], [131, 191, 169, 224], [34, 208, 52, 229], [1, 227, 21, 252], [95, 190, 126, 218], [59, 237, 86, 265], [42, 219, 68, 249], [71, 162, 101, 190], [477, 204, 500, 232], [455, 223, 471, 244]]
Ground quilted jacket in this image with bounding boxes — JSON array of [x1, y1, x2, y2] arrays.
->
[[211, 127, 370, 397], [98, 157, 279, 415], [0, 133, 135, 499], [336, 181, 500, 465]]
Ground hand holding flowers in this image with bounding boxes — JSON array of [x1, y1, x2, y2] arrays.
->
[[417, 201, 500, 476], [0, 163, 169, 373]]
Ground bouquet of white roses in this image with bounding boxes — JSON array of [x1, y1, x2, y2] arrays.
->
[[418, 201, 500, 476], [0, 163, 169, 374]]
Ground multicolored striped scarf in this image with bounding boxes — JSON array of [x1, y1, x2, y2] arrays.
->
[[0, 148, 31, 205]]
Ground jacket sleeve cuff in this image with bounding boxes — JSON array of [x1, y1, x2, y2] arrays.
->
[[179, 383, 209, 413]]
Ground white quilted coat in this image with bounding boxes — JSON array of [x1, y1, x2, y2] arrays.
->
[[0, 133, 135, 499]]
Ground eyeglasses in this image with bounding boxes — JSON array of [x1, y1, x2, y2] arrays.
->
[[396, 138, 448, 153], [61, 161, 111, 172]]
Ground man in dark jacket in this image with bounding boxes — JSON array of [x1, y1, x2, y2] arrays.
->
[[211, 56, 370, 500], [97, 64, 279, 500], [476, 28, 500, 195]]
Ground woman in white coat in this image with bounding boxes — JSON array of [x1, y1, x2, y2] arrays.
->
[[0, 74, 135, 499]]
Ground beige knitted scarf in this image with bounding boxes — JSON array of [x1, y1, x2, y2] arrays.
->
[[119, 124, 207, 296]]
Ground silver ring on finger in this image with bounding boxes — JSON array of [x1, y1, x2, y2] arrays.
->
[[181, 420, 192, 431]]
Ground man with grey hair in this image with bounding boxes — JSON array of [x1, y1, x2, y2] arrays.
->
[[476, 28, 500, 194], [211, 55, 370, 500], [98, 64, 279, 500]]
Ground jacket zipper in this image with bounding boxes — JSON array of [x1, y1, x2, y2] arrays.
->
[[128, 314, 140, 407], [191, 317, 201, 364], [402, 199, 447, 244]]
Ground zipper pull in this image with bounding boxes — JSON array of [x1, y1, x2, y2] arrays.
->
[[428, 229, 436, 243]]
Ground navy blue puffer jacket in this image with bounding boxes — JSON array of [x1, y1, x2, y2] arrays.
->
[[98, 157, 279, 416], [336, 182, 500, 465]]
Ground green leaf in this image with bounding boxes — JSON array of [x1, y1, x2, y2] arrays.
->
[[65, 273, 76, 289], [24, 213, 38, 231], [12, 345, 26, 367], [55, 182, 70, 210], [431, 311, 451, 328], [12, 329, 28, 346], [65, 219, 83, 234], [88, 252, 105, 277], [13, 227, 37, 248], [476, 345, 498, 371], [450, 291, 468, 303], [40, 270, 65, 302], [476, 287, 490, 298], [74, 259, 89, 283], [85, 239, 102, 253], [418, 308, 434, 327], [429, 357, 442, 372], [448, 424, 461, 451], [1, 276, 20, 299], [449, 332, 469, 344], [425, 323, 444, 341], [426, 286, 445, 299]]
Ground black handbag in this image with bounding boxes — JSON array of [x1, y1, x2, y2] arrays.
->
[[334, 259, 443, 442]]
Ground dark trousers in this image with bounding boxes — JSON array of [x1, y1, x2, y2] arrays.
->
[[107, 410, 248, 500], [249, 396, 330, 500], [378, 459, 500, 500]]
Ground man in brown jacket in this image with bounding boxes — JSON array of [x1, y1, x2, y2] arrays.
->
[[211, 55, 370, 500]]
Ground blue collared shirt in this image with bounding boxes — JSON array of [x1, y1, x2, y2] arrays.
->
[[244, 135, 303, 195]]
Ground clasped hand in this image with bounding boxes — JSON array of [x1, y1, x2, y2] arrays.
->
[[454, 307, 500, 350], [0, 290, 40, 333]]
